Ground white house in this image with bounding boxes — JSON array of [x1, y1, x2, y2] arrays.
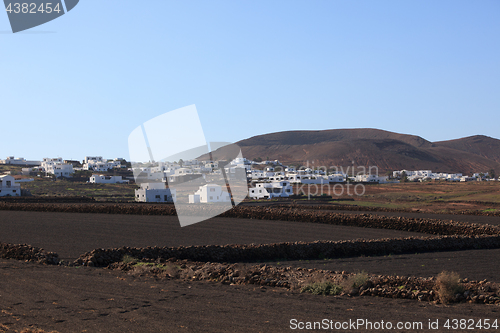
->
[[83, 156, 121, 172], [248, 181, 293, 199], [182, 159, 200, 166], [0, 175, 21, 197], [135, 182, 176, 203], [40, 158, 74, 178], [327, 174, 346, 183], [354, 174, 388, 183], [167, 168, 203, 183], [286, 172, 329, 184], [89, 174, 129, 184], [460, 176, 476, 182], [189, 184, 231, 203], [0, 156, 40, 166], [248, 170, 270, 180]]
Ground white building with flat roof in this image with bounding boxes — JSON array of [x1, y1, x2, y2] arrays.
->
[[0, 156, 40, 166], [83, 156, 121, 172], [0, 175, 21, 197], [189, 184, 231, 203], [40, 158, 74, 178], [89, 175, 129, 184], [135, 182, 176, 203], [248, 181, 293, 199]]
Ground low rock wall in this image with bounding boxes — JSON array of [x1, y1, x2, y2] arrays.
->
[[0, 242, 59, 264], [74, 234, 500, 267]]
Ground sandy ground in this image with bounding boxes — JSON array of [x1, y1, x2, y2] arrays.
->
[[1, 210, 500, 332]]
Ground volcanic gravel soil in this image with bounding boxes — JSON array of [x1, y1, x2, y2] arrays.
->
[[265, 248, 500, 283], [1, 209, 500, 332], [0, 211, 427, 261], [1, 259, 500, 333], [318, 209, 500, 226]]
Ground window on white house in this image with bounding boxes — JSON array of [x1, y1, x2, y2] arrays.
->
[[209, 196, 213, 200]]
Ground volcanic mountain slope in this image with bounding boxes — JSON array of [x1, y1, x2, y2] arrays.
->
[[210, 129, 500, 174], [434, 135, 500, 164]]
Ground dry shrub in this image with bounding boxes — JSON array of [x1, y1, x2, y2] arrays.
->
[[341, 271, 369, 291], [20, 329, 59, 333], [301, 281, 342, 296], [162, 263, 180, 278], [129, 263, 154, 275], [127, 261, 180, 278], [435, 271, 464, 303], [121, 254, 137, 264]]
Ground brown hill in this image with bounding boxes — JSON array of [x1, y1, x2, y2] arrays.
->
[[210, 129, 500, 175], [434, 135, 500, 164]]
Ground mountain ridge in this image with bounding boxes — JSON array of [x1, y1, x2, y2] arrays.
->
[[213, 129, 500, 174]]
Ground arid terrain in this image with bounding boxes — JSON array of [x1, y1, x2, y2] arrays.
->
[[1, 205, 500, 332], [1, 174, 500, 332], [289, 181, 500, 215], [216, 129, 500, 174]]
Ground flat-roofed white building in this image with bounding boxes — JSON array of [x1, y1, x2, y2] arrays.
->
[[0, 175, 21, 197], [189, 184, 231, 203], [354, 174, 388, 183], [89, 174, 129, 184], [40, 158, 74, 178], [248, 181, 293, 199], [327, 174, 346, 183], [83, 156, 121, 172], [135, 182, 176, 202], [0, 156, 40, 166]]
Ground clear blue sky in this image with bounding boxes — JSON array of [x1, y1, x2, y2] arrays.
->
[[1, 0, 499, 161]]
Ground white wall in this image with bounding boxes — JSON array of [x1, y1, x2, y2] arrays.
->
[[0, 175, 21, 197]]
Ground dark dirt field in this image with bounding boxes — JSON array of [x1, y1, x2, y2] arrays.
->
[[0, 211, 427, 261], [1, 211, 500, 332], [311, 209, 500, 226], [1, 260, 499, 333], [265, 248, 500, 283]]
